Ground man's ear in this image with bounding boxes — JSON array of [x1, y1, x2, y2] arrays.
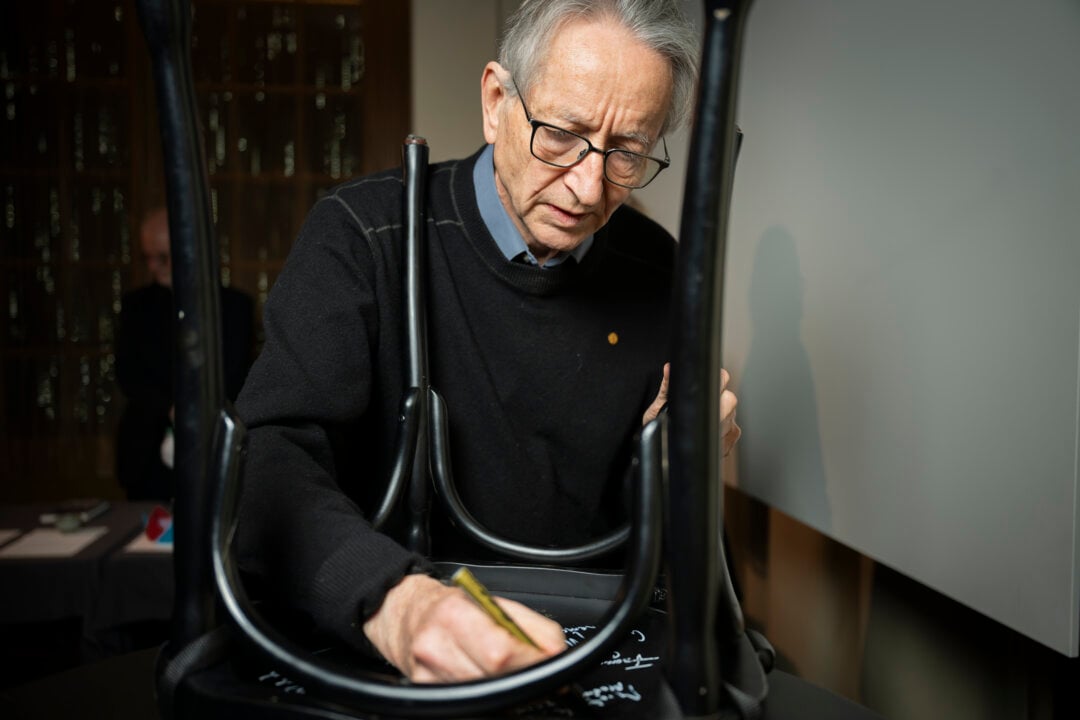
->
[[480, 61, 510, 145]]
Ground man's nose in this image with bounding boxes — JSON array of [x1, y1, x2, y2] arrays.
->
[[564, 149, 606, 206]]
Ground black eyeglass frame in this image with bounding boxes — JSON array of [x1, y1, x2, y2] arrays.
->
[[515, 86, 671, 190]]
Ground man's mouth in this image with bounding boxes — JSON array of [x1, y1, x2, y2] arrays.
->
[[547, 204, 587, 224]]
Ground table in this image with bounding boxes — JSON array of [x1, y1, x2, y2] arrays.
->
[[0, 502, 157, 625], [85, 525, 175, 656], [0, 501, 168, 683]]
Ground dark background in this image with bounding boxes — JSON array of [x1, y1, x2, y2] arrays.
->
[[0, 0, 411, 503]]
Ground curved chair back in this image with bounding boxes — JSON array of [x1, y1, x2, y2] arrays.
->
[[139, 0, 761, 717]]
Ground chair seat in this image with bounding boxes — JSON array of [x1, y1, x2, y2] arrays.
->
[[220, 563, 678, 718]]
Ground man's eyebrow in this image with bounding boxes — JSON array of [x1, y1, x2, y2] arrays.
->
[[607, 129, 654, 150], [617, 131, 654, 150], [557, 111, 654, 150]]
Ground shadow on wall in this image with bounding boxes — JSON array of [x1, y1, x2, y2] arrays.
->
[[737, 225, 832, 532]]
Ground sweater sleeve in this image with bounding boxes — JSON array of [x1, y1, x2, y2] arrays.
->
[[234, 196, 431, 651]]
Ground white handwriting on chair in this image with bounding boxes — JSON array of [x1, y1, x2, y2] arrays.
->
[[581, 681, 643, 708], [562, 625, 597, 647], [562, 625, 649, 648], [600, 650, 661, 671], [258, 669, 307, 695]]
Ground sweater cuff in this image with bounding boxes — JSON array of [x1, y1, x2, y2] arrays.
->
[[307, 532, 435, 654]]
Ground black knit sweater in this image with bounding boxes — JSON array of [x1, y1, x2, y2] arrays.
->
[[236, 147, 675, 650]]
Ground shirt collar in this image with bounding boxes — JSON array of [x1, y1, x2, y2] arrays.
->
[[473, 144, 593, 267]]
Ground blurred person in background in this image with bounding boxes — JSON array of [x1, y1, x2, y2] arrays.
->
[[115, 207, 255, 502]]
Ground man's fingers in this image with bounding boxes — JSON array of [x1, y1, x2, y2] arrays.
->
[[720, 377, 738, 437], [410, 629, 486, 682], [719, 368, 741, 457], [642, 363, 670, 426], [723, 421, 742, 457], [443, 598, 557, 679], [495, 597, 567, 655]]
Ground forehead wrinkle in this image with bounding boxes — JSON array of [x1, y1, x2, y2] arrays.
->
[[525, 18, 669, 151], [553, 108, 655, 150]]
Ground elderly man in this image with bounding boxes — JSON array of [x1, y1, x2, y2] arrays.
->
[[236, 0, 740, 683]]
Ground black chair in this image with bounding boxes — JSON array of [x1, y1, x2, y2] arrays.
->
[[137, 0, 875, 718]]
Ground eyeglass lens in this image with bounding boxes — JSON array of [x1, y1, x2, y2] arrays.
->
[[532, 125, 660, 188]]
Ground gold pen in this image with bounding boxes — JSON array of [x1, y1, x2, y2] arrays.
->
[[450, 566, 540, 649]]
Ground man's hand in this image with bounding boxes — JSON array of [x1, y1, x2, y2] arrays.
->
[[363, 573, 566, 683], [642, 364, 742, 457]]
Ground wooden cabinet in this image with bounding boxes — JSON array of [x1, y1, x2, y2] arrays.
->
[[0, 0, 410, 501]]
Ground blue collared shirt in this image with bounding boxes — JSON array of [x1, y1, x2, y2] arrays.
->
[[472, 144, 593, 267]]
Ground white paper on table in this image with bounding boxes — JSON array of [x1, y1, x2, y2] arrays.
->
[[0, 526, 108, 558], [124, 532, 174, 553], [0, 529, 21, 548]]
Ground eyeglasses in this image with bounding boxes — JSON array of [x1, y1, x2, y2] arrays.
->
[[516, 88, 670, 190]]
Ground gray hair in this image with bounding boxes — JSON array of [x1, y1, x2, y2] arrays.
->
[[498, 0, 700, 135]]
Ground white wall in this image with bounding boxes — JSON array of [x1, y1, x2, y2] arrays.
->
[[413, 0, 1080, 661], [725, 0, 1080, 656], [411, 0, 515, 163]]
